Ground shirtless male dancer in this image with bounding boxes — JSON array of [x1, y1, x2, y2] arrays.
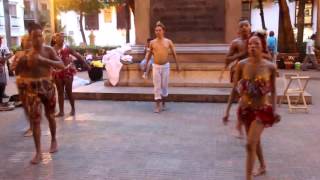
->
[[222, 20, 251, 137], [52, 33, 89, 117], [15, 23, 65, 164], [145, 21, 180, 113]]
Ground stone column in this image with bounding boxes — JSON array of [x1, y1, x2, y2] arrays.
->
[[134, 0, 150, 45], [316, 0, 320, 48], [225, 0, 242, 43]]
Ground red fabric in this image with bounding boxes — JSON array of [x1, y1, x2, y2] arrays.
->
[[59, 46, 72, 64], [52, 66, 76, 80], [238, 105, 276, 128]]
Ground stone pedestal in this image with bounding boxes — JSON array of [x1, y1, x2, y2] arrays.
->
[[134, 0, 241, 44], [128, 0, 242, 88]]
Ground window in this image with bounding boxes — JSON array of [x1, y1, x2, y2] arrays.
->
[[24, 1, 31, 13], [295, 0, 313, 27], [241, 0, 251, 22], [85, 13, 99, 30], [41, 3, 47, 11], [9, 4, 17, 18]]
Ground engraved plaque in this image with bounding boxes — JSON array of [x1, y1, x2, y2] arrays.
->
[[150, 0, 225, 43]]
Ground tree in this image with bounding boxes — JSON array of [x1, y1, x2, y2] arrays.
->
[[258, 0, 267, 30], [316, 0, 320, 48], [55, 0, 128, 45], [55, 0, 105, 45], [296, 0, 306, 59], [3, 0, 11, 47], [278, 0, 297, 53]]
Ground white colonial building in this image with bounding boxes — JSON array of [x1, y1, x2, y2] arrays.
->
[[0, 0, 51, 47], [59, 6, 135, 46], [0, 0, 25, 46], [250, 0, 318, 41]]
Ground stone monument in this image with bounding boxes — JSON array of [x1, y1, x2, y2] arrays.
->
[[119, 0, 242, 87]]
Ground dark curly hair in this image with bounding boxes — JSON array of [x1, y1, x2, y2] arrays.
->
[[249, 31, 269, 53]]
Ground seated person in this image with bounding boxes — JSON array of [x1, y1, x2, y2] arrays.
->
[[139, 38, 154, 79]]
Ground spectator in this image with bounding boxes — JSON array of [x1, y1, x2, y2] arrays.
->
[[302, 34, 320, 71], [0, 36, 13, 111], [139, 38, 154, 79], [267, 31, 277, 63]]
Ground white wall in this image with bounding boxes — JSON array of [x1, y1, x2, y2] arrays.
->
[[0, 0, 25, 47], [60, 7, 136, 46], [251, 0, 316, 41]]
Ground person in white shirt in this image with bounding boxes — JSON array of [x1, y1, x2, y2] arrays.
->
[[302, 34, 319, 71], [0, 36, 13, 110]]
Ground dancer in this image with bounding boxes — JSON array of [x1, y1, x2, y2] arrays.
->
[[15, 23, 64, 164], [222, 20, 251, 137], [223, 29, 273, 138], [11, 35, 33, 137], [145, 21, 180, 113], [232, 33, 280, 180], [52, 33, 90, 117]]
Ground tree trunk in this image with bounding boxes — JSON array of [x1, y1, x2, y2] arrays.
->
[[297, 0, 306, 60], [316, 0, 320, 48], [3, 0, 11, 48], [34, 0, 39, 23], [278, 0, 297, 53], [258, 0, 267, 30], [79, 12, 87, 45]]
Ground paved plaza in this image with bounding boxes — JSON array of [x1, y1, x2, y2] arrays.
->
[[0, 71, 320, 180]]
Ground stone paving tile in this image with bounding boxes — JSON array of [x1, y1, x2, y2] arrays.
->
[[1, 79, 320, 180], [0, 100, 320, 180]]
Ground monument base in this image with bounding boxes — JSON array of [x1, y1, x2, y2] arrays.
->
[[115, 44, 231, 88], [110, 63, 231, 88]]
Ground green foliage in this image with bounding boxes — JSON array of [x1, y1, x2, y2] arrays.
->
[[252, 0, 296, 8], [55, 0, 125, 14], [10, 46, 22, 54], [55, 0, 104, 14], [102, 0, 126, 7], [71, 45, 119, 55]]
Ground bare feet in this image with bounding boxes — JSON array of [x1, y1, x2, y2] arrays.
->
[[69, 109, 75, 116], [253, 167, 266, 177], [23, 129, 33, 137], [162, 102, 167, 111], [30, 153, 42, 164], [154, 102, 161, 113], [222, 116, 229, 125], [234, 123, 244, 139], [49, 141, 58, 153], [55, 112, 64, 117]]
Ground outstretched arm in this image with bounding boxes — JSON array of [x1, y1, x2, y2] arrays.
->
[[270, 64, 277, 113], [223, 62, 242, 124], [144, 43, 153, 72], [38, 47, 65, 69], [70, 48, 90, 70], [169, 40, 180, 71]]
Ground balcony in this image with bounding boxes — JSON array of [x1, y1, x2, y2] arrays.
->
[[24, 12, 36, 20]]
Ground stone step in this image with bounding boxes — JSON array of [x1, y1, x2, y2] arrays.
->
[[117, 63, 232, 87], [129, 44, 228, 63], [73, 81, 312, 104]]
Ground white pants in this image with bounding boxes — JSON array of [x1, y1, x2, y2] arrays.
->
[[152, 63, 170, 100]]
